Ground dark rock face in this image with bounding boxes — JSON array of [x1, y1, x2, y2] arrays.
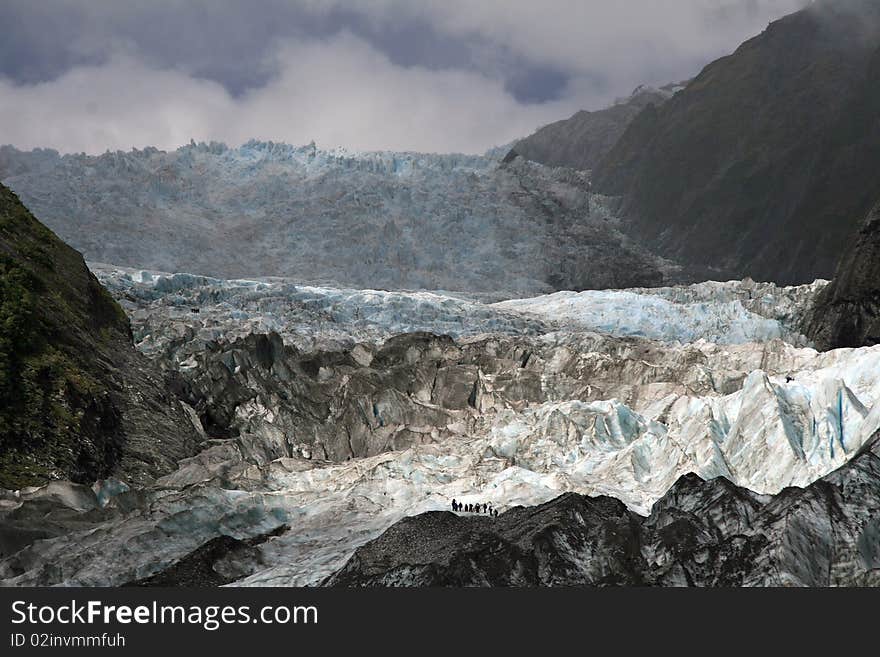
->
[[508, 85, 679, 172], [593, 0, 880, 285], [327, 439, 880, 587], [173, 330, 574, 463], [169, 329, 765, 465], [804, 200, 880, 349], [172, 332, 480, 462], [0, 183, 200, 489], [326, 495, 645, 587], [124, 525, 288, 587]]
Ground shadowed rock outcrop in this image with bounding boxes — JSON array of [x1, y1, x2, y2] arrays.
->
[[805, 200, 880, 350], [326, 437, 880, 587], [0, 183, 200, 489], [124, 525, 288, 587]]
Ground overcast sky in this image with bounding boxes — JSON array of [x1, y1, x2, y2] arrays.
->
[[0, 0, 810, 154]]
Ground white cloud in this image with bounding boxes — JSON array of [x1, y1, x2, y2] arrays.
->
[[0, 56, 234, 154], [0, 33, 580, 154], [0, 1, 811, 154], [300, 0, 810, 80]]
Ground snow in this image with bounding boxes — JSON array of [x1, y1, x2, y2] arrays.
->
[[91, 263, 550, 358]]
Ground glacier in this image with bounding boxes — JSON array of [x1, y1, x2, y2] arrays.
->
[[2, 341, 878, 587], [494, 278, 823, 345], [0, 141, 676, 295], [4, 269, 879, 587], [92, 264, 822, 358]]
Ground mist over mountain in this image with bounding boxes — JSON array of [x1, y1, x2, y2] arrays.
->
[[507, 83, 684, 172]]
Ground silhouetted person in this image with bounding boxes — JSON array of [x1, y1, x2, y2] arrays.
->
[[493, 509, 498, 517], [483, 503, 488, 514], [452, 499, 458, 512]]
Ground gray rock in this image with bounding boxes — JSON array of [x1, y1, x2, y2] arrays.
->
[[326, 436, 880, 587], [168, 330, 801, 466], [0, 183, 201, 490], [804, 200, 880, 350]]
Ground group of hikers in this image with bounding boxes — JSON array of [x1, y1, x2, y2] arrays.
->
[[451, 499, 499, 517]]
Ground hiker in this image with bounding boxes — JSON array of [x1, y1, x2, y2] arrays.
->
[[452, 499, 458, 512], [483, 503, 488, 514]]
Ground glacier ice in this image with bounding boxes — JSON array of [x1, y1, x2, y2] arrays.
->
[[2, 269, 877, 587], [92, 264, 822, 359], [494, 279, 824, 345], [1, 142, 675, 295]]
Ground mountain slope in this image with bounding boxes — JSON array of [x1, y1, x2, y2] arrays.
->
[[804, 199, 880, 349], [593, 0, 880, 285], [507, 84, 682, 171], [0, 183, 199, 489]]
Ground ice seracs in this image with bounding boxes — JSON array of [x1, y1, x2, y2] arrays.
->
[[494, 279, 824, 345], [0, 141, 675, 295], [1, 269, 876, 587], [92, 264, 823, 359]]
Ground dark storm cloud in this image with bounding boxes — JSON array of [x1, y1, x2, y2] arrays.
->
[[0, 1, 811, 154], [0, 0, 546, 99]]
